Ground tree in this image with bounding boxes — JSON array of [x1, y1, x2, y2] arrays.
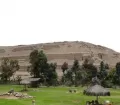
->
[[16, 75, 22, 85], [105, 63, 109, 70], [115, 62, 120, 85], [45, 63, 58, 86], [71, 59, 81, 86], [80, 70, 88, 87], [27, 50, 39, 77], [61, 62, 68, 75], [28, 50, 48, 78], [116, 62, 120, 76], [28, 50, 58, 86], [64, 70, 73, 86], [99, 61, 105, 71], [98, 61, 108, 86], [105, 68, 115, 87], [75, 70, 83, 86], [82, 59, 97, 85], [63, 60, 84, 86], [61, 62, 68, 84], [99, 61, 108, 78], [82, 59, 97, 78], [0, 58, 19, 82], [71, 59, 80, 75]]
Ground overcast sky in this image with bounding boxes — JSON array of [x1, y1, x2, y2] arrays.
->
[[0, 0, 120, 52]]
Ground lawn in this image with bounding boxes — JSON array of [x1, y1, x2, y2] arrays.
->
[[0, 85, 120, 105]]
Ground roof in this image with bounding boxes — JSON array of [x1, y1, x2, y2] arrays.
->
[[20, 78, 40, 84], [84, 84, 110, 96]]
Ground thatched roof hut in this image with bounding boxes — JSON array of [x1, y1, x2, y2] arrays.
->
[[20, 78, 40, 85], [20, 78, 40, 90], [84, 84, 110, 101], [84, 84, 110, 96]]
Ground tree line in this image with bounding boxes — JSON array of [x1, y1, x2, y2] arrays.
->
[[0, 50, 120, 87], [61, 59, 120, 88]]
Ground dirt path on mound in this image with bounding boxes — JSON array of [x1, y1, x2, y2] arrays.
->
[[0, 95, 18, 99]]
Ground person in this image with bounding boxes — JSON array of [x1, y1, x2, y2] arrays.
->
[[32, 100, 35, 105], [86, 101, 91, 105], [91, 100, 95, 105], [104, 100, 110, 105], [94, 100, 99, 105]]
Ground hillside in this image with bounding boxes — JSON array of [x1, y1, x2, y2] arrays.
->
[[0, 41, 120, 78]]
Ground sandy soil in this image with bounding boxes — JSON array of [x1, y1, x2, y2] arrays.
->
[[0, 95, 18, 99], [0, 41, 120, 78]]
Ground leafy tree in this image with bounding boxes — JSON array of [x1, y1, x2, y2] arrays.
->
[[61, 62, 68, 75], [45, 63, 58, 86], [98, 61, 108, 86], [80, 70, 88, 87], [64, 70, 73, 86], [16, 75, 22, 85], [99, 61, 105, 71], [28, 50, 58, 86], [63, 59, 96, 86], [28, 50, 48, 78], [61, 62, 68, 84], [105, 63, 109, 70], [99, 61, 107, 79], [0, 58, 19, 82], [116, 62, 120, 76], [106, 68, 115, 82], [104, 68, 115, 87], [75, 70, 83, 86], [82, 59, 97, 78], [27, 50, 39, 77], [71, 59, 81, 86], [115, 62, 120, 85], [82, 59, 97, 85], [71, 59, 80, 75]]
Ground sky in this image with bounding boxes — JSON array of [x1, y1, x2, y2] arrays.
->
[[0, 0, 120, 52]]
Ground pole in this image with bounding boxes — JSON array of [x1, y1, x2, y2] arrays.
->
[[96, 95, 98, 101]]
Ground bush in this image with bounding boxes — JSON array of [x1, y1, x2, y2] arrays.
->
[[30, 81, 40, 88], [65, 81, 73, 86], [102, 80, 113, 88]]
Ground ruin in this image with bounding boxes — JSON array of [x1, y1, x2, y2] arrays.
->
[[0, 41, 120, 78]]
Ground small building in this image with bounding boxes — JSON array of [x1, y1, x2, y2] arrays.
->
[[21, 77, 40, 88]]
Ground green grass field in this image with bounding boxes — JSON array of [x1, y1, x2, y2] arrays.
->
[[0, 85, 120, 105]]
